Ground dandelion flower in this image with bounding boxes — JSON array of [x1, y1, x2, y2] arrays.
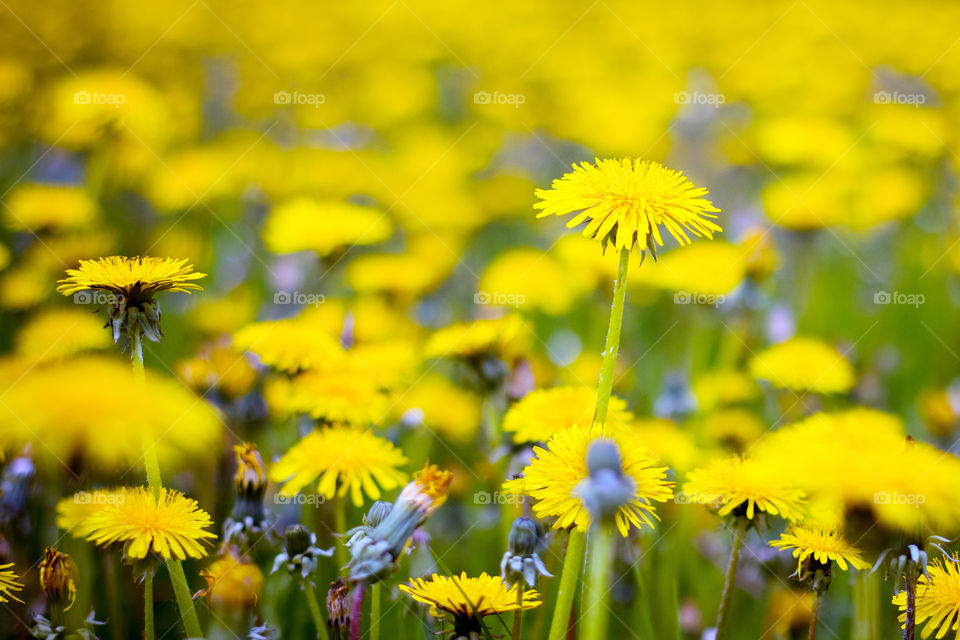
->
[[3, 183, 97, 232], [684, 455, 805, 522], [770, 524, 869, 573], [534, 158, 721, 254], [0, 563, 24, 603], [424, 314, 528, 362], [507, 423, 674, 537], [893, 557, 960, 639], [15, 308, 111, 363], [233, 315, 344, 374], [196, 547, 263, 611], [749, 336, 855, 394], [263, 197, 393, 256], [502, 386, 634, 444], [82, 487, 216, 560], [264, 366, 390, 426], [57, 488, 134, 535], [270, 426, 408, 507], [400, 572, 540, 632]]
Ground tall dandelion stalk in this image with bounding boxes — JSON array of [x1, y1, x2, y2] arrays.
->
[[535, 157, 721, 640]]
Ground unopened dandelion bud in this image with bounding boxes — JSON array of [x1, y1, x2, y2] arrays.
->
[[230, 442, 266, 526], [38, 548, 77, 611], [285, 524, 313, 557], [501, 517, 552, 587], [365, 501, 392, 528], [507, 517, 539, 557], [273, 525, 333, 581]]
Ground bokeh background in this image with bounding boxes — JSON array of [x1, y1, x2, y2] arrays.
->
[[1, 1, 960, 639]]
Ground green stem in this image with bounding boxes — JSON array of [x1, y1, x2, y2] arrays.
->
[[511, 585, 524, 640], [548, 529, 587, 640], [853, 569, 879, 640], [581, 528, 616, 640], [594, 249, 631, 423], [334, 498, 348, 569], [144, 572, 154, 640], [370, 582, 381, 640], [304, 583, 331, 640], [808, 594, 821, 640], [715, 519, 746, 640], [130, 332, 203, 639]]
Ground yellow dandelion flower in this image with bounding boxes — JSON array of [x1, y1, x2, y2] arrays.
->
[[749, 336, 855, 394], [478, 248, 586, 315], [411, 462, 454, 510], [234, 314, 345, 374], [15, 308, 111, 363], [701, 408, 767, 450], [264, 366, 390, 426], [502, 386, 634, 444], [263, 197, 393, 256], [196, 548, 263, 611], [508, 423, 674, 537], [57, 256, 205, 298], [692, 370, 760, 412], [893, 557, 960, 639], [684, 455, 805, 522], [393, 374, 482, 444], [82, 487, 216, 560], [0, 563, 24, 604], [400, 572, 540, 625], [57, 488, 134, 536], [631, 241, 746, 297], [3, 183, 97, 232], [270, 426, 408, 507], [179, 345, 258, 398], [534, 158, 721, 254], [770, 524, 869, 573], [424, 314, 528, 362]]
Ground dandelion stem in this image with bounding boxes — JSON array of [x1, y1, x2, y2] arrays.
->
[[144, 572, 154, 640], [334, 498, 348, 569], [350, 581, 365, 640], [808, 593, 821, 640], [370, 582, 381, 640], [581, 528, 615, 640], [594, 248, 631, 424], [130, 330, 204, 639], [547, 528, 587, 640], [511, 585, 524, 640], [715, 518, 746, 640], [304, 583, 330, 640], [904, 569, 916, 640]]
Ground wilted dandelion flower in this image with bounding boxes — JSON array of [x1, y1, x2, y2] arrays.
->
[[0, 562, 23, 603], [749, 336, 855, 394], [39, 547, 78, 611], [196, 547, 263, 611], [534, 158, 721, 254], [56, 256, 205, 343], [81, 487, 216, 561], [684, 455, 805, 522], [770, 524, 869, 574], [399, 572, 540, 635], [507, 423, 674, 537], [270, 426, 407, 507], [893, 556, 960, 639], [502, 386, 634, 443]]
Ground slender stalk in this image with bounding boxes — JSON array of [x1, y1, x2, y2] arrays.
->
[[350, 582, 365, 640], [852, 569, 879, 640], [715, 519, 746, 640], [547, 529, 587, 640], [304, 583, 331, 640], [594, 248, 631, 424], [370, 582, 381, 640], [130, 332, 204, 639], [581, 528, 616, 640], [904, 570, 916, 640], [334, 498, 348, 569], [144, 572, 155, 640], [808, 594, 821, 640], [511, 585, 524, 640]]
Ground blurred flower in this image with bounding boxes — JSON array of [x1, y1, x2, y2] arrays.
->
[[507, 422, 673, 537], [893, 556, 960, 639], [81, 487, 216, 561], [534, 158, 721, 255], [56, 488, 134, 535], [38, 547, 78, 610], [3, 183, 96, 232], [394, 375, 482, 444], [749, 336, 855, 394], [270, 426, 407, 507], [196, 547, 263, 611], [264, 366, 390, 426], [701, 408, 766, 451], [15, 308, 111, 363], [327, 578, 351, 635], [399, 572, 540, 634], [692, 370, 760, 412], [919, 388, 958, 437], [684, 455, 805, 522], [631, 241, 745, 297], [263, 197, 393, 256], [739, 227, 779, 281], [179, 345, 257, 399], [479, 247, 585, 315], [502, 386, 633, 444], [57, 256, 205, 343], [0, 562, 23, 603], [225, 442, 268, 546], [234, 314, 345, 374]]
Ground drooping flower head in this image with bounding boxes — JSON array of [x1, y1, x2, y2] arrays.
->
[[0, 563, 24, 604], [57, 256, 205, 343], [269, 426, 408, 507], [893, 556, 960, 639], [535, 158, 721, 255], [400, 572, 540, 638], [683, 455, 806, 524], [506, 423, 674, 537]]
